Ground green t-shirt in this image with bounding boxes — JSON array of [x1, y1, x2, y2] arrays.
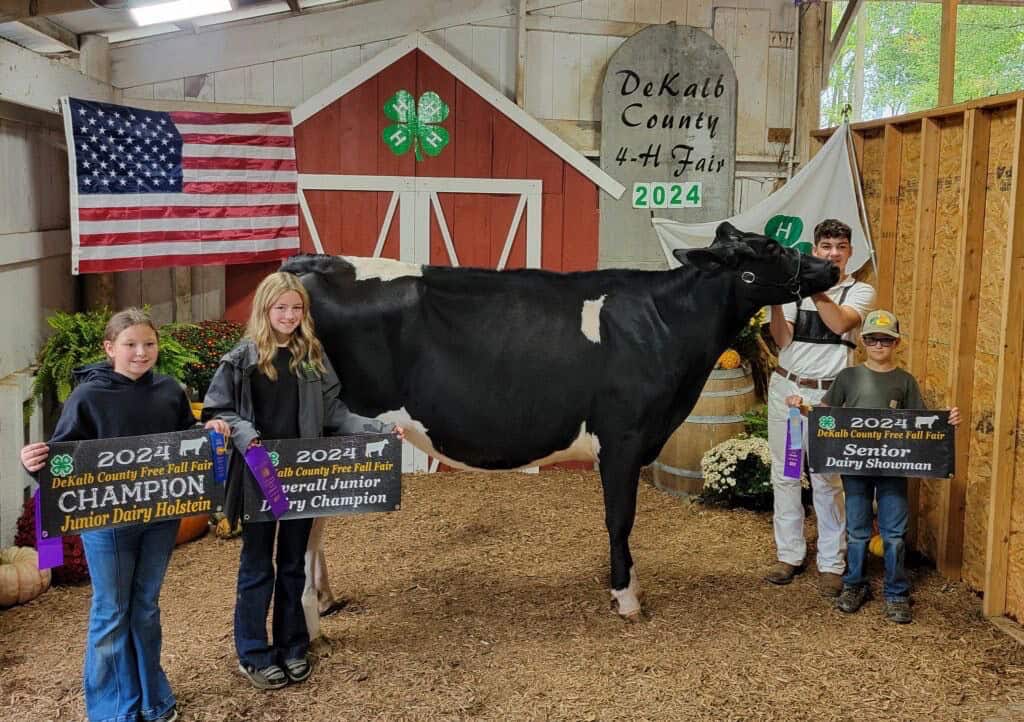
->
[[821, 365, 927, 411]]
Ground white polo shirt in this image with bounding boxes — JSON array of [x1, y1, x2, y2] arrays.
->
[[774, 277, 875, 380]]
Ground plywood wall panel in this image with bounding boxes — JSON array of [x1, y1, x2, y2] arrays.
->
[[1009, 375, 1024, 619], [920, 118, 964, 562], [964, 349, 997, 590], [892, 126, 921, 369], [860, 130, 884, 256], [961, 106, 1017, 591]]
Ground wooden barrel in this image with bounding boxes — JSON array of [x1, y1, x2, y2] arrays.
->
[[652, 366, 756, 497]]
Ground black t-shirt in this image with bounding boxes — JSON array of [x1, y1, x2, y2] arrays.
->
[[822, 365, 926, 410], [251, 347, 300, 440]]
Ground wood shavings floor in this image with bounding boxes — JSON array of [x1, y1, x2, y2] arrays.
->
[[2, 470, 1023, 721]]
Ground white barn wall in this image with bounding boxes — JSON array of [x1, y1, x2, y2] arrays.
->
[[0, 114, 75, 546], [114, 0, 796, 165]]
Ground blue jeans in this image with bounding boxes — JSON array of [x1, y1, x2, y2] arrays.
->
[[235, 518, 313, 669], [80, 519, 180, 722], [842, 475, 910, 601]]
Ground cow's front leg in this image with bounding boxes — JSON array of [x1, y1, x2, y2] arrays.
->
[[599, 447, 644, 621]]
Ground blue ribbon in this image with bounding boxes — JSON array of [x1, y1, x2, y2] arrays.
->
[[207, 429, 228, 483]]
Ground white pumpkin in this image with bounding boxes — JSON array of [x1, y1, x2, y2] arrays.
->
[[0, 546, 52, 607]]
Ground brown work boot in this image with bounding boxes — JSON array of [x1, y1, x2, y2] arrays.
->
[[818, 572, 844, 597], [765, 561, 805, 585]]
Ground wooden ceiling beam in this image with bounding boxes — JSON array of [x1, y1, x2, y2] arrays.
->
[[17, 15, 79, 52], [0, 0, 95, 23]]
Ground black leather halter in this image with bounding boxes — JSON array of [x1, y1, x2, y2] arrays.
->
[[738, 245, 803, 303]]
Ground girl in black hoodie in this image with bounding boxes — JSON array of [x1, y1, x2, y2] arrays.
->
[[20, 308, 229, 722]]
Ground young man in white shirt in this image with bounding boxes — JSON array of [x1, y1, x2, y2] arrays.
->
[[765, 219, 876, 596]]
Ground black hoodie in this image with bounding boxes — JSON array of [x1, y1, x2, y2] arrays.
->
[[51, 363, 197, 443]]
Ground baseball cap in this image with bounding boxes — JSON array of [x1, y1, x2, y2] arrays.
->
[[862, 309, 900, 338]]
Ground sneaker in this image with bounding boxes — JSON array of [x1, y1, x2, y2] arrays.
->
[[238, 662, 288, 690], [152, 708, 178, 722], [764, 561, 805, 585], [883, 599, 913, 624], [283, 655, 312, 683], [818, 572, 844, 597], [836, 584, 871, 613]]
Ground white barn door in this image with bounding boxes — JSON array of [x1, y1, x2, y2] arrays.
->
[[298, 174, 543, 472]]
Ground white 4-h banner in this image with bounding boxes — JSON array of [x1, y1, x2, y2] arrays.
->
[[652, 123, 876, 274]]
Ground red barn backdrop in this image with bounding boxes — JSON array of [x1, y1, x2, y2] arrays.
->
[[224, 32, 623, 321], [223, 33, 623, 472]]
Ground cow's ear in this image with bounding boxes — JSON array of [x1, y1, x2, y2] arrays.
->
[[681, 248, 727, 271], [713, 222, 741, 245]]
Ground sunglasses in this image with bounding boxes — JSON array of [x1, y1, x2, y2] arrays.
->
[[863, 336, 897, 347]]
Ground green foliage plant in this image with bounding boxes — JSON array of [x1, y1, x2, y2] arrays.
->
[[743, 404, 769, 440], [823, 2, 1024, 126], [32, 308, 199, 409], [32, 308, 109, 405]]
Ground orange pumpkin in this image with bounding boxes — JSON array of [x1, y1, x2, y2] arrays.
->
[[0, 547, 51, 607], [175, 514, 209, 545], [716, 349, 742, 370]]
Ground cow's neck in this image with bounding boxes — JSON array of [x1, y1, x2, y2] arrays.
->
[[657, 269, 759, 434]]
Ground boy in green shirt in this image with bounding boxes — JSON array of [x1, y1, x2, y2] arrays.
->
[[786, 310, 961, 623]]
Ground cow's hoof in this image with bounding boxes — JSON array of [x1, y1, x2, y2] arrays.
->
[[610, 587, 643, 619], [620, 607, 643, 623], [609, 597, 644, 620]]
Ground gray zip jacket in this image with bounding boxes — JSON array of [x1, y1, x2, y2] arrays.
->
[[202, 339, 392, 523]]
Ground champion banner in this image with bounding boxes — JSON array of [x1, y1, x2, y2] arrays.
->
[[243, 433, 402, 522], [60, 97, 299, 274], [36, 428, 225, 538], [651, 123, 876, 275]]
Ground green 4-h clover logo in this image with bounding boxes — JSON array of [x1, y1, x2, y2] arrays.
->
[[765, 215, 811, 255], [382, 89, 450, 162], [269, 451, 280, 468], [818, 415, 837, 431], [50, 454, 74, 477]]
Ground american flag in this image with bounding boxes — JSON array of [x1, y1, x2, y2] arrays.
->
[[62, 97, 299, 274]]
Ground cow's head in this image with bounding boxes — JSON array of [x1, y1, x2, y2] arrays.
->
[[673, 222, 838, 306]]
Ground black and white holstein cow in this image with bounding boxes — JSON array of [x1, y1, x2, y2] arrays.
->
[[282, 222, 837, 619]]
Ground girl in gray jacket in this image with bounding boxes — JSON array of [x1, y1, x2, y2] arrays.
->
[[203, 271, 397, 690]]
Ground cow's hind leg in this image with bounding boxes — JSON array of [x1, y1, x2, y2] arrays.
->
[[599, 448, 644, 621]]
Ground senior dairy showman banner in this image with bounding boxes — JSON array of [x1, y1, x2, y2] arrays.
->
[[37, 429, 226, 537], [807, 408, 955, 478]]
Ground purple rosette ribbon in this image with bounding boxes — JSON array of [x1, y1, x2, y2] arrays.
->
[[244, 444, 289, 519], [783, 406, 803, 480], [34, 491, 64, 570], [207, 430, 228, 483]]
